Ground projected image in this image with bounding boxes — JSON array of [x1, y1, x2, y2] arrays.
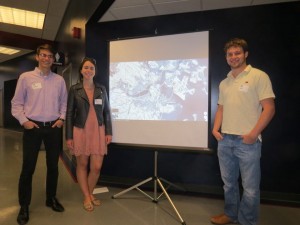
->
[[110, 58, 208, 122], [109, 31, 209, 148]]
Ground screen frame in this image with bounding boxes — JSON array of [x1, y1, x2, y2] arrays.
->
[[107, 30, 212, 152]]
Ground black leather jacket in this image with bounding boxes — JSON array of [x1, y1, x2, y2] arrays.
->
[[65, 82, 112, 140]]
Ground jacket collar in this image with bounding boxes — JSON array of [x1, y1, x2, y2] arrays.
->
[[74, 82, 102, 88], [74, 82, 103, 100]]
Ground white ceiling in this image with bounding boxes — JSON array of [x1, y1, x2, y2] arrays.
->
[[0, 0, 298, 63]]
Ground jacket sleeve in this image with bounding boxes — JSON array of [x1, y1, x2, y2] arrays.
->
[[102, 86, 113, 136], [65, 86, 76, 140]]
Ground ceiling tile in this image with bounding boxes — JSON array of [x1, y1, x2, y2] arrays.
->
[[100, 12, 116, 22], [252, 0, 299, 5], [112, 0, 151, 8], [154, 0, 202, 15], [111, 4, 156, 20], [0, 0, 49, 12], [202, 0, 252, 11]]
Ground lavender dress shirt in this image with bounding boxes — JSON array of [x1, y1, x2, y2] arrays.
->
[[11, 67, 68, 125]]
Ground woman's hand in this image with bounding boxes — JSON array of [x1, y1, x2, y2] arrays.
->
[[66, 139, 74, 150], [105, 135, 112, 144]]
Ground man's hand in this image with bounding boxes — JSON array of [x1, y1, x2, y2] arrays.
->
[[52, 120, 64, 128], [23, 121, 39, 129], [241, 133, 258, 144], [212, 130, 223, 141]]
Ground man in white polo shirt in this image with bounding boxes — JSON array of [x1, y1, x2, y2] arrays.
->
[[211, 38, 275, 225]]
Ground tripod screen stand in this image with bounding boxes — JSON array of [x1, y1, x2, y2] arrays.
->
[[112, 150, 186, 225]]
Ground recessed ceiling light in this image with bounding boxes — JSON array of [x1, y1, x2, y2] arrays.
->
[[0, 46, 20, 55], [0, 6, 45, 29]]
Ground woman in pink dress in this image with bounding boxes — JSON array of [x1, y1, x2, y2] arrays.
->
[[65, 57, 112, 211]]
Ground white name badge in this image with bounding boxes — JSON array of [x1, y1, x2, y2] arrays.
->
[[32, 82, 42, 89], [239, 84, 249, 92], [95, 99, 102, 105]]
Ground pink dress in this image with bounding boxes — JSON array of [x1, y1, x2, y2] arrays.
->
[[72, 88, 107, 156]]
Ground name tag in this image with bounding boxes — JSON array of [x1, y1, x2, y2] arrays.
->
[[95, 99, 102, 105], [32, 82, 42, 89], [239, 84, 249, 92]]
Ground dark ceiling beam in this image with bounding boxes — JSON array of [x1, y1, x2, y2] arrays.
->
[[0, 31, 56, 50], [87, 0, 115, 25]]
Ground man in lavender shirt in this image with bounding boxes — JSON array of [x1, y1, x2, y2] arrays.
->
[[11, 44, 68, 225]]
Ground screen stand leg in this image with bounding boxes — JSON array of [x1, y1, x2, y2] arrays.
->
[[112, 150, 186, 225]]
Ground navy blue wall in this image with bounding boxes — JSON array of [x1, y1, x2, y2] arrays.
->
[[86, 2, 300, 203]]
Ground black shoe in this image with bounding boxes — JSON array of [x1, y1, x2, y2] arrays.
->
[[46, 197, 65, 212], [17, 206, 29, 225]]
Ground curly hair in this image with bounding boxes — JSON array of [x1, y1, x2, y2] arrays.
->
[[224, 38, 248, 53]]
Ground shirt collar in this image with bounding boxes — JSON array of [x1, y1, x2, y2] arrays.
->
[[34, 67, 53, 77], [227, 64, 252, 79]]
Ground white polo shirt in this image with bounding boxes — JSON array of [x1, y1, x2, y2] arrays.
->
[[218, 65, 275, 136]]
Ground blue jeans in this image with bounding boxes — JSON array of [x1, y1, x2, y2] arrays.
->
[[217, 134, 261, 225]]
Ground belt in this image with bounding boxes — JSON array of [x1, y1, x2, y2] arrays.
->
[[28, 119, 58, 127]]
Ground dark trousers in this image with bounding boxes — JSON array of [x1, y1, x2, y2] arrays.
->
[[19, 126, 62, 206]]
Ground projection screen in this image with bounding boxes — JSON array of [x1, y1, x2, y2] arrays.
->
[[109, 31, 209, 150]]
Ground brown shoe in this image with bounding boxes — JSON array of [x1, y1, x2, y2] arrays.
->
[[210, 214, 234, 224]]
